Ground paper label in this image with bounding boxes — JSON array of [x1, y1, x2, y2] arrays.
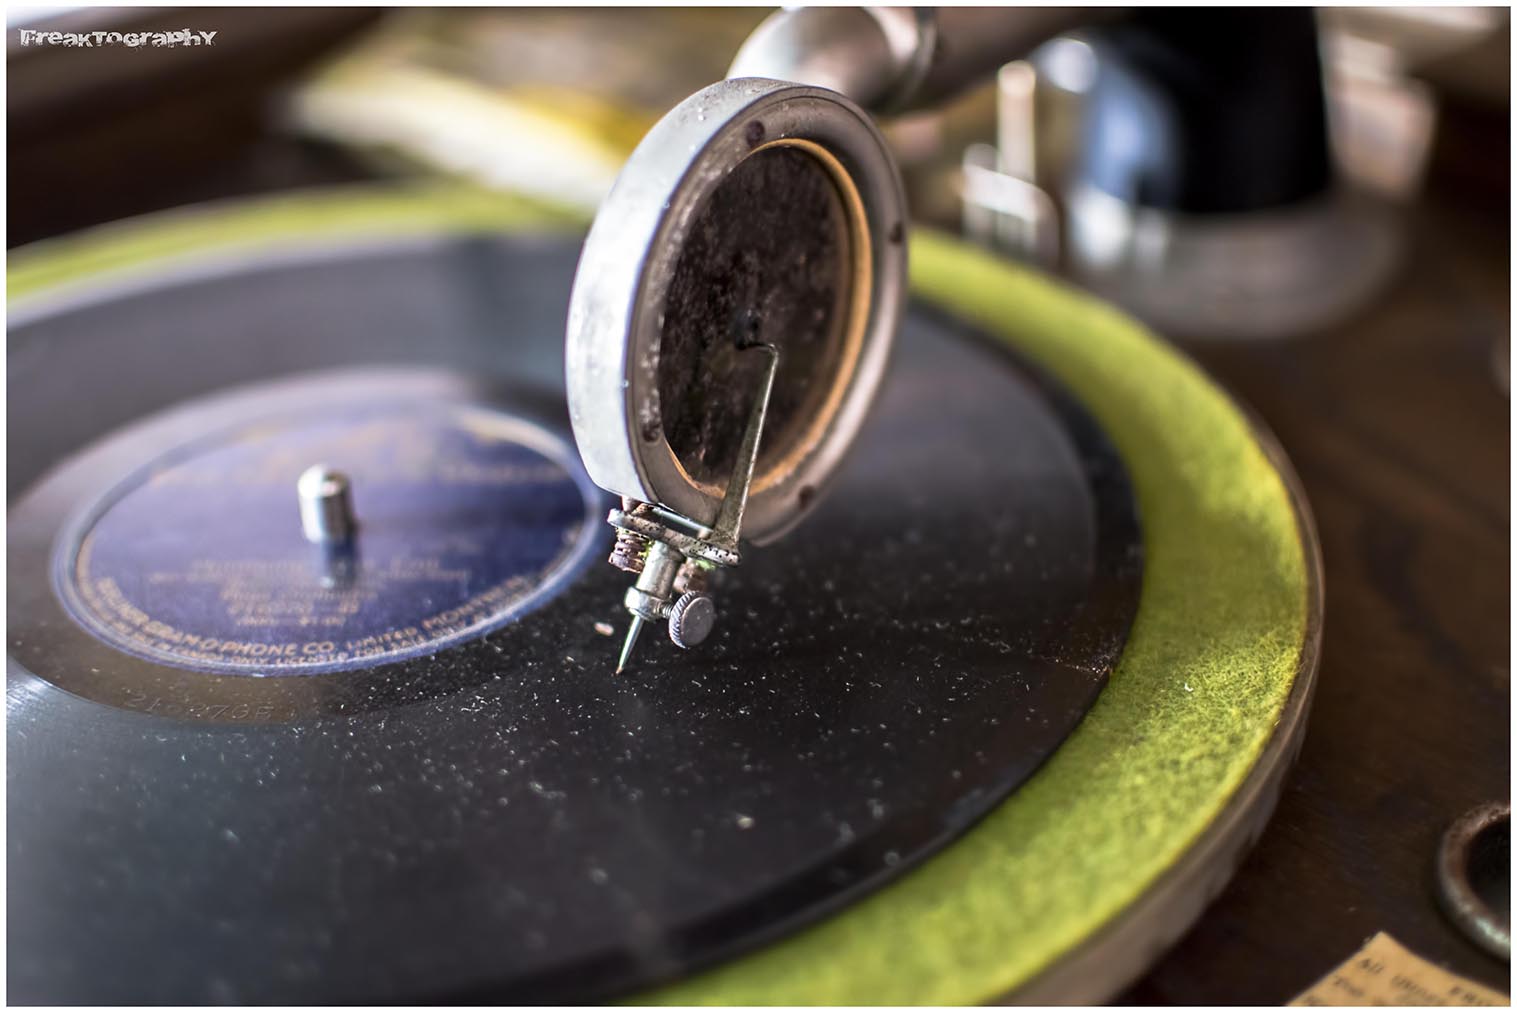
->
[[1291, 931, 1509, 1006], [57, 403, 598, 675]]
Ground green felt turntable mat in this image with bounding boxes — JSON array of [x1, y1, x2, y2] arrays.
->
[[8, 184, 1317, 1004]]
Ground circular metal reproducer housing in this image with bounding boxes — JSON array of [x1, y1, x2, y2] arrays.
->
[[566, 78, 907, 545]]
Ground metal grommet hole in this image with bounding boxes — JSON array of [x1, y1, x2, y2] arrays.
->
[[1436, 801, 1510, 962]]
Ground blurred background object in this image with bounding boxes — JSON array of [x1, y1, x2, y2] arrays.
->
[[7, 8, 381, 246], [289, 8, 768, 213], [14, 6, 1504, 339], [951, 7, 1501, 339], [286, 6, 1502, 340]]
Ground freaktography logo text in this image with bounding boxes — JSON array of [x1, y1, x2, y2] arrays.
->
[[17, 28, 218, 48]]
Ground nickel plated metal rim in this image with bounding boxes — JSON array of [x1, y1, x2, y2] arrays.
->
[[565, 78, 907, 545]]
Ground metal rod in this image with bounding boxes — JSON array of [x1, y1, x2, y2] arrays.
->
[[298, 464, 356, 544], [729, 7, 1120, 115], [711, 343, 780, 548]]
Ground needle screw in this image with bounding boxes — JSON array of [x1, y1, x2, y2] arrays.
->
[[668, 591, 716, 649]]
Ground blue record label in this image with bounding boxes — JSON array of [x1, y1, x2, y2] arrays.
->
[[54, 402, 601, 675]]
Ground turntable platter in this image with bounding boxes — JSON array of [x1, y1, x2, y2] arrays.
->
[[8, 188, 1319, 1005]]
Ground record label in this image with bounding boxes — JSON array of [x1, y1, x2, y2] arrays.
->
[[53, 403, 599, 675]]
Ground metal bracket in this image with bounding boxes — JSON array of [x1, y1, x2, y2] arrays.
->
[[612, 343, 780, 672]]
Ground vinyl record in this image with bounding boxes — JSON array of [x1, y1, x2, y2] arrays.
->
[[7, 234, 1142, 1002]]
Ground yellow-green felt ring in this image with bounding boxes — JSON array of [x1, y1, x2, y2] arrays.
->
[[8, 184, 1320, 1005]]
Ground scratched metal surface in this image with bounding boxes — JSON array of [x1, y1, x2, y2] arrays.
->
[[7, 234, 1141, 1002]]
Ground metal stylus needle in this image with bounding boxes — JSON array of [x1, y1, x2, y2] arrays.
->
[[617, 614, 646, 674]]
